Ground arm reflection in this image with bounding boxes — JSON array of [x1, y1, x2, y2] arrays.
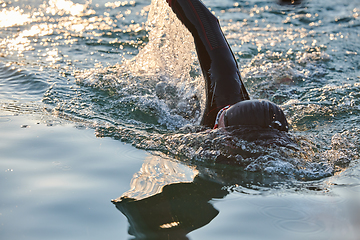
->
[[112, 155, 228, 240]]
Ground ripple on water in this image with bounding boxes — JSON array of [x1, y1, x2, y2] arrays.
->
[[249, 196, 292, 208], [0, 64, 49, 101], [117, 143, 150, 162], [0, 116, 11, 122], [276, 219, 324, 234], [350, 185, 360, 193], [262, 206, 307, 220]]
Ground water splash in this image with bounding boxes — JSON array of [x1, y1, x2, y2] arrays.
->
[[75, 0, 203, 129]]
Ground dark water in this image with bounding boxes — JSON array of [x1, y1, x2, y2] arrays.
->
[[0, 0, 360, 239]]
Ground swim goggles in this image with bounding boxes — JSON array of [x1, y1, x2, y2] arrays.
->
[[213, 105, 230, 129]]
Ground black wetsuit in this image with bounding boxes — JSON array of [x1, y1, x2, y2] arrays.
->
[[166, 0, 289, 131]]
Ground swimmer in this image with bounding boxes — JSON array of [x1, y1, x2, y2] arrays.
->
[[165, 0, 289, 131]]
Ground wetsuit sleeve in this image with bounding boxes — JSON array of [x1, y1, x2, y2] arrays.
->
[[165, 0, 250, 127]]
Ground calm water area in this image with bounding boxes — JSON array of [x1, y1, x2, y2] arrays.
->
[[1, 0, 360, 239]]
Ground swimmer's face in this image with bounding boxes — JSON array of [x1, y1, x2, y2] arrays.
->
[[217, 110, 226, 128]]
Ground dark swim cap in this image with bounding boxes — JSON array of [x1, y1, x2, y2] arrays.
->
[[224, 100, 289, 131]]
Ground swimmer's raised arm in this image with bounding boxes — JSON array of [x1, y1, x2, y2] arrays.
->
[[166, 0, 289, 132], [165, 0, 250, 128]]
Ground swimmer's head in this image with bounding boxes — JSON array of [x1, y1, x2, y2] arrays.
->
[[214, 100, 289, 132]]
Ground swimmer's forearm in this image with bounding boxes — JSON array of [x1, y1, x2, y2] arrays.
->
[[165, 0, 232, 56]]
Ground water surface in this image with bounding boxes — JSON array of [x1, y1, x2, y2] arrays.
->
[[0, 0, 360, 239]]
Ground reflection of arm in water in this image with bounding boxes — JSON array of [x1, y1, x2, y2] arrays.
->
[[111, 155, 229, 239], [166, 0, 289, 131], [114, 176, 228, 239]]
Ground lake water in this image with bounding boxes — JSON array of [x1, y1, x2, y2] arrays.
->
[[0, 0, 360, 239]]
